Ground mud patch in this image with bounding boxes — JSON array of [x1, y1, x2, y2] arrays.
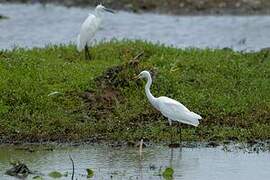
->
[[80, 52, 150, 119], [81, 87, 121, 119], [80, 64, 130, 119]]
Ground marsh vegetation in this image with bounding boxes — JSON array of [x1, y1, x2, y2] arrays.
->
[[0, 40, 269, 143]]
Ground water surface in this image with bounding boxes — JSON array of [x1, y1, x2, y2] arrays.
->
[[0, 144, 269, 179], [1, 4, 270, 51]]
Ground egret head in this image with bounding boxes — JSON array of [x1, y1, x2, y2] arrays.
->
[[136, 70, 151, 80], [95, 4, 115, 14]]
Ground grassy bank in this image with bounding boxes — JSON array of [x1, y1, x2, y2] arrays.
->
[[0, 40, 269, 143]]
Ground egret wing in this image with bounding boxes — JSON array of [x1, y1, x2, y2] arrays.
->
[[157, 96, 201, 126], [77, 15, 100, 51], [157, 96, 189, 112]]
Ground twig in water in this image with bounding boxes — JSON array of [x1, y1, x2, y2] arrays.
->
[[69, 154, 75, 180], [139, 139, 143, 158]]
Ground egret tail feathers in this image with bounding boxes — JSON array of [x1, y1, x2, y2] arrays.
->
[[190, 112, 202, 120], [180, 118, 200, 127], [175, 111, 202, 127]]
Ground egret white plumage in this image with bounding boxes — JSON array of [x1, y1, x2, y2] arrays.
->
[[77, 4, 114, 60], [136, 70, 202, 142]]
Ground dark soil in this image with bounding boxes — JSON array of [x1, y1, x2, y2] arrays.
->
[[80, 53, 146, 120], [2, 140, 270, 153], [1, 0, 270, 15]]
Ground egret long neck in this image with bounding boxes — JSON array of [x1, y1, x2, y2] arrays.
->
[[145, 75, 158, 109], [95, 9, 102, 18]]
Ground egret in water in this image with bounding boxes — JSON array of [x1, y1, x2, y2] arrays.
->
[[135, 70, 202, 143], [77, 4, 114, 60]]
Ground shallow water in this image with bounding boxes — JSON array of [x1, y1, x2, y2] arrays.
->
[[0, 144, 269, 180], [1, 4, 270, 51]]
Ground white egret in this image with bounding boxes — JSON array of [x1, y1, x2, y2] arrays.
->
[[77, 4, 114, 60], [136, 70, 202, 143]]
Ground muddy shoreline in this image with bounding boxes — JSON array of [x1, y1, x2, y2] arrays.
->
[[1, 0, 270, 15], [1, 139, 270, 153]]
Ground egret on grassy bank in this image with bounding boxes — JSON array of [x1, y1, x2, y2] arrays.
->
[[135, 70, 202, 143], [77, 4, 115, 60]]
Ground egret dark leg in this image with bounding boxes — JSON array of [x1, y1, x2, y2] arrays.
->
[[169, 119, 173, 145], [84, 45, 91, 60], [84, 45, 88, 60], [170, 128, 173, 145], [178, 123, 182, 145]]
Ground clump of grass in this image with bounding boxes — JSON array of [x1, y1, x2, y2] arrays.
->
[[0, 40, 269, 143]]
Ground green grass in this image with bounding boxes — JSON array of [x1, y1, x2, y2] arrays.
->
[[0, 40, 269, 143]]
